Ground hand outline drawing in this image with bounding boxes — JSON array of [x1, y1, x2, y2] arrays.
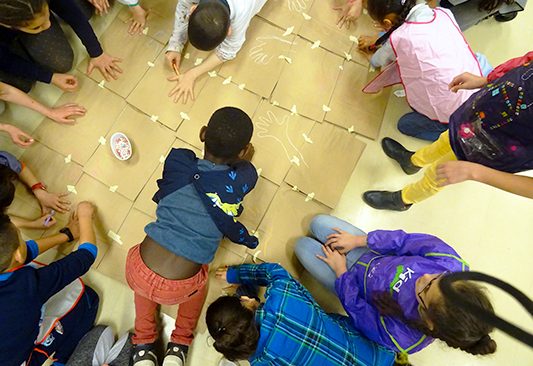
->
[[288, 0, 311, 13], [249, 36, 294, 65]]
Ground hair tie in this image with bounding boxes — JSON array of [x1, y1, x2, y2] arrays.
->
[[401, 0, 407, 5], [217, 326, 226, 333]]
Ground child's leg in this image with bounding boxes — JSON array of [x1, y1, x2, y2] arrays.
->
[[294, 236, 339, 292], [410, 131, 454, 168], [18, 15, 74, 74], [171, 266, 209, 346], [397, 112, 448, 142], [309, 214, 367, 244], [132, 292, 160, 345]]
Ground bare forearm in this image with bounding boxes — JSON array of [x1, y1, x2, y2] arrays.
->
[[35, 233, 70, 253], [474, 165, 533, 199], [189, 53, 224, 78], [78, 217, 96, 244], [18, 164, 39, 187], [0, 82, 51, 118], [10, 215, 33, 229]]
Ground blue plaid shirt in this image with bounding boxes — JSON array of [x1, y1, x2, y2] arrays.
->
[[226, 263, 396, 366]]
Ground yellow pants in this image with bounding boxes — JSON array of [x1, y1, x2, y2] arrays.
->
[[402, 132, 458, 204]]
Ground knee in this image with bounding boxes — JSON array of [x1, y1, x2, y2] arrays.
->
[[294, 237, 317, 263], [397, 115, 415, 135], [309, 214, 332, 236]]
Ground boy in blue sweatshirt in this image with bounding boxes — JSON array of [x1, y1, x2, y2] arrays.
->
[[0, 201, 99, 366]]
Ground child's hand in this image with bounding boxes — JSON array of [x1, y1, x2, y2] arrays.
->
[[325, 228, 366, 254], [216, 266, 229, 281], [128, 5, 148, 35], [358, 35, 378, 52], [334, 0, 363, 29], [165, 51, 182, 72], [88, 53, 123, 82], [88, 0, 110, 15], [316, 245, 348, 278], [51, 73, 78, 92], [29, 214, 57, 229], [76, 201, 96, 220], [448, 72, 487, 92], [33, 190, 71, 214], [168, 70, 197, 104], [66, 212, 81, 240], [1, 124, 34, 147], [46, 103, 87, 125], [436, 160, 481, 186]]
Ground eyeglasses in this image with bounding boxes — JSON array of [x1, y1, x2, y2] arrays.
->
[[417, 271, 449, 311]]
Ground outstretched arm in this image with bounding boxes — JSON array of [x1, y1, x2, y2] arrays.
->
[[437, 161, 533, 199], [18, 164, 71, 213]]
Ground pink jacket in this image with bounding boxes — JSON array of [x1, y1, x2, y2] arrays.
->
[[364, 8, 482, 123]]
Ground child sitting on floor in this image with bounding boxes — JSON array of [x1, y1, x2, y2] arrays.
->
[[166, 0, 268, 103], [0, 201, 99, 366], [363, 50, 533, 210], [358, 0, 489, 141], [126, 107, 258, 366]]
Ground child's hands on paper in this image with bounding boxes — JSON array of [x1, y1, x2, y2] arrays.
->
[[325, 228, 366, 254], [334, 0, 363, 29], [75, 201, 96, 219], [46, 103, 87, 124], [29, 214, 57, 229], [448, 72, 487, 92], [88, 0, 110, 15], [66, 212, 81, 240], [128, 5, 148, 35], [88, 53, 123, 81], [51, 73, 79, 92], [165, 51, 182, 71], [34, 190, 71, 214], [168, 70, 197, 104], [1, 124, 34, 147], [317, 245, 348, 278], [358, 35, 378, 53]]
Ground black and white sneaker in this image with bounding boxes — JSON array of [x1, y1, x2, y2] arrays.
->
[[132, 343, 158, 366], [162, 342, 188, 366]]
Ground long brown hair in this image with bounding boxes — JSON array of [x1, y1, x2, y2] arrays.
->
[[0, 0, 47, 27]]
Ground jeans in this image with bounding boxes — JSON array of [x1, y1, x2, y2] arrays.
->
[[397, 112, 449, 142], [125, 244, 208, 346], [295, 215, 370, 293]]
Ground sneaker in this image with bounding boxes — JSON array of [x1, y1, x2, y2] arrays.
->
[[162, 342, 188, 366], [132, 343, 158, 366]]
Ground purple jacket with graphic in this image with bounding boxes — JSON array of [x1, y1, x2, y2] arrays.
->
[[335, 230, 469, 354]]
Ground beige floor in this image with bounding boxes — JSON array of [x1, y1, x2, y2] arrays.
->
[[2, 1, 533, 366]]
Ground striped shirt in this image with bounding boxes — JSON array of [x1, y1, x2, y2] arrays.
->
[[226, 263, 396, 366]]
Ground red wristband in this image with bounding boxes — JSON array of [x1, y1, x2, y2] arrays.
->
[[31, 182, 47, 191]]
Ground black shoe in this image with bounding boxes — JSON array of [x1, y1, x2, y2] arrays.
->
[[363, 190, 412, 211], [132, 343, 158, 366], [381, 138, 421, 175], [494, 11, 518, 22], [162, 342, 188, 366]]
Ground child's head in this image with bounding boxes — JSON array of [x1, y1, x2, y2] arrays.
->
[[374, 273, 497, 355], [188, 0, 231, 51], [200, 107, 253, 162], [366, 0, 417, 31], [206, 296, 260, 361], [0, 165, 17, 213], [0, 215, 25, 273], [0, 0, 51, 34]]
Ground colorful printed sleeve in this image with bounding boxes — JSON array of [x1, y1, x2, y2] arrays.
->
[[168, 0, 197, 53], [487, 51, 533, 82]]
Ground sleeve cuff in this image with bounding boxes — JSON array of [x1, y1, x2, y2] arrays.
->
[[226, 267, 239, 284], [78, 243, 98, 258], [25, 240, 40, 263]]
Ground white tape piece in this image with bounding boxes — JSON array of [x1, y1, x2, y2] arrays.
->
[[302, 133, 313, 144], [66, 185, 78, 195], [180, 112, 191, 120], [278, 55, 292, 64], [150, 115, 159, 122], [305, 192, 315, 202], [64, 154, 72, 164], [290, 104, 298, 115], [344, 52, 353, 61], [394, 89, 406, 98], [349, 35, 359, 44], [147, 61, 155, 68], [302, 13, 312, 20], [238, 83, 246, 90], [291, 185, 298, 191], [348, 125, 355, 134], [311, 40, 321, 49], [98, 136, 106, 145], [252, 250, 262, 263], [369, 65, 377, 73], [107, 230, 123, 245], [256, 167, 262, 176], [142, 27, 149, 35], [283, 26, 295, 37], [183, 53, 190, 59], [338, 65, 344, 70], [272, 101, 280, 106], [159, 155, 166, 164], [109, 185, 118, 192], [194, 58, 204, 66], [222, 76, 232, 85], [98, 80, 105, 89], [363, 9, 368, 15], [208, 70, 217, 77], [322, 105, 331, 112], [290, 156, 301, 166]]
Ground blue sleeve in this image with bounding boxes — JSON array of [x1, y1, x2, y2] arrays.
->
[[35, 244, 98, 302], [0, 151, 22, 173], [24, 240, 39, 264], [49, 0, 103, 58], [226, 263, 291, 287]]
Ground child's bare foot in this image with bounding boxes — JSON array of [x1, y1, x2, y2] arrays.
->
[[129, 5, 148, 35]]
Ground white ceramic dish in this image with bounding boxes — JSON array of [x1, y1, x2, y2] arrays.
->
[[110, 132, 132, 161]]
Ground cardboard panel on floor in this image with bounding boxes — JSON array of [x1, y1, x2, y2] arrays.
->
[[250, 101, 315, 185], [176, 77, 262, 149], [127, 46, 213, 131], [271, 37, 342, 122], [250, 184, 330, 276], [33, 74, 127, 165], [218, 17, 296, 98], [77, 18, 163, 98], [299, 0, 377, 64], [258, 0, 316, 33], [326, 62, 390, 139], [97, 208, 153, 284], [133, 139, 201, 218], [8, 182, 47, 240], [84, 106, 176, 201], [285, 122, 366, 208], [117, 7, 174, 45]]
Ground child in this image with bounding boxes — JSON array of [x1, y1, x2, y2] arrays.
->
[[0, 0, 122, 93], [363, 51, 533, 210], [166, 0, 268, 103], [296, 215, 497, 355], [126, 107, 258, 366], [0, 201, 100, 366], [0, 122, 33, 147], [210, 263, 400, 366], [359, 0, 487, 141]]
